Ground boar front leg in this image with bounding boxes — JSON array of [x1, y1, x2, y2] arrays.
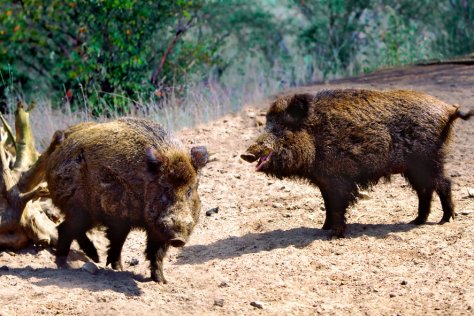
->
[[318, 179, 357, 238], [146, 237, 170, 283], [56, 209, 97, 266], [106, 223, 130, 270]]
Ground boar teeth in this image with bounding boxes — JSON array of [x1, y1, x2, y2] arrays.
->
[[256, 153, 271, 171]]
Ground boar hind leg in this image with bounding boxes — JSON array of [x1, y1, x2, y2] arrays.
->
[[106, 224, 130, 270], [77, 232, 99, 263], [435, 176, 455, 224], [405, 165, 435, 225], [146, 238, 169, 283]]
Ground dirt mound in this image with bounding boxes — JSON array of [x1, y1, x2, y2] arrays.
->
[[1, 64, 474, 315]]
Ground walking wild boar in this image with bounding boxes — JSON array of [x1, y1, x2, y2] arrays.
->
[[45, 118, 208, 283], [241, 89, 473, 237]]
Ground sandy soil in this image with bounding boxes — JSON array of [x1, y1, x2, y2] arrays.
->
[[1, 63, 474, 316]]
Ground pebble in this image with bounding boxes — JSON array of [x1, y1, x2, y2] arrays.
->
[[358, 191, 370, 200], [82, 262, 99, 275], [467, 188, 474, 198], [206, 207, 219, 216], [250, 301, 264, 309], [401, 280, 407, 285], [127, 258, 139, 266], [255, 117, 265, 126], [214, 299, 224, 307]]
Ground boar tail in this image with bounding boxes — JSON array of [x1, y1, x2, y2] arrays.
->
[[440, 107, 474, 144], [454, 109, 474, 121]]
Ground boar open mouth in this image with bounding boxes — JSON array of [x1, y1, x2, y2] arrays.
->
[[241, 148, 273, 171], [256, 152, 272, 171]]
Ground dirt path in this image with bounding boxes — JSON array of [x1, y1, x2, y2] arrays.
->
[[1, 64, 474, 315]]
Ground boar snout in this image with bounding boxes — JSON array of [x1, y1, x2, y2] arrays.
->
[[241, 145, 273, 171], [169, 237, 186, 248], [240, 153, 258, 162]]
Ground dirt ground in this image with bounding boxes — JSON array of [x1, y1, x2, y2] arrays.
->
[[1, 63, 474, 316]]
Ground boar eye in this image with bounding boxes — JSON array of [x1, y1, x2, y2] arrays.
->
[[186, 187, 192, 199], [161, 187, 171, 204], [161, 193, 170, 204]]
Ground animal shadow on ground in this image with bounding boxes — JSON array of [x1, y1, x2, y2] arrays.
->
[[0, 248, 144, 296], [176, 222, 419, 265]]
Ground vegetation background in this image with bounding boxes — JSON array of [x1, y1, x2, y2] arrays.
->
[[1, 0, 473, 144]]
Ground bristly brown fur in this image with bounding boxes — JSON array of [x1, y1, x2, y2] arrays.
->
[[40, 118, 208, 283], [243, 89, 472, 237]]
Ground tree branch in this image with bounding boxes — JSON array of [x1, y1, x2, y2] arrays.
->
[[151, 16, 196, 87]]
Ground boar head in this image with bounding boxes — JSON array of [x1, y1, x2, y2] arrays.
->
[[144, 146, 208, 247], [241, 94, 316, 178]]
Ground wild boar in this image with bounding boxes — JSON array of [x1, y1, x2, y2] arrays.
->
[[45, 118, 208, 283], [241, 89, 473, 237]]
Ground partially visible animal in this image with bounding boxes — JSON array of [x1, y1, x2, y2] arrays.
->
[[241, 89, 473, 237], [43, 118, 208, 283]]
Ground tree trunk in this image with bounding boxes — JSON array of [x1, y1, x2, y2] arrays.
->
[[0, 101, 60, 250]]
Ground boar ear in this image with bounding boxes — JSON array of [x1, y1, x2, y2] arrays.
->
[[286, 94, 311, 122], [190, 146, 209, 171], [145, 147, 168, 174]]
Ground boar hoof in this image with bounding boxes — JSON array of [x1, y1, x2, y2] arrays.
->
[[330, 226, 346, 238], [321, 220, 332, 230], [151, 271, 168, 284], [55, 256, 69, 268], [438, 217, 454, 225], [409, 217, 427, 225], [112, 262, 123, 271], [106, 258, 123, 271]]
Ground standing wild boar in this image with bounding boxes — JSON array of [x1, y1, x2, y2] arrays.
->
[[44, 118, 208, 283], [241, 89, 473, 237]]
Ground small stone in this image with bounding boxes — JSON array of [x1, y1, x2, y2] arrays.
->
[[214, 299, 224, 307], [82, 262, 99, 275], [358, 191, 370, 200], [250, 301, 264, 309], [127, 258, 139, 266], [0, 265, 9, 271], [247, 112, 256, 118], [206, 207, 219, 216], [467, 188, 474, 198], [255, 117, 265, 126], [234, 174, 241, 179], [461, 210, 473, 215], [401, 280, 407, 285], [218, 281, 229, 288], [389, 293, 396, 298]]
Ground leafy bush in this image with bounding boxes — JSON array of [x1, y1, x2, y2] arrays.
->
[[1, 0, 473, 115]]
